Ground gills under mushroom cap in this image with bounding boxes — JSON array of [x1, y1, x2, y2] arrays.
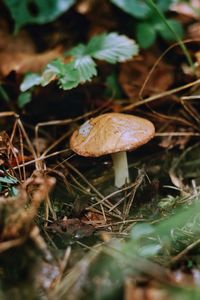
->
[[70, 113, 155, 157]]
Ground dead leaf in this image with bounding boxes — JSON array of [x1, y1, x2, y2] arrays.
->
[[192, 49, 200, 77], [0, 47, 62, 77], [0, 131, 32, 168], [171, 269, 200, 287], [124, 278, 169, 300], [0, 131, 10, 166], [32, 137, 49, 154], [81, 210, 109, 227], [0, 20, 35, 54], [59, 217, 82, 234], [187, 22, 200, 40], [0, 20, 62, 77], [170, 0, 200, 19], [1, 176, 55, 241], [49, 216, 95, 237], [9, 154, 33, 167], [169, 168, 184, 190], [85, 0, 117, 36], [159, 136, 189, 150], [159, 128, 190, 150], [75, 0, 95, 14], [119, 51, 173, 102]]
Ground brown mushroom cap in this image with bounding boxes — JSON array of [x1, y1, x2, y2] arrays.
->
[[70, 113, 155, 157]]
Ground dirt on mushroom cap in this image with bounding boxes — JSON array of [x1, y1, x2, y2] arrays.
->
[[70, 113, 155, 157]]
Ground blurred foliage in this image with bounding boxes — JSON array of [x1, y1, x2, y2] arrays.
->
[[3, 0, 75, 32], [17, 91, 32, 108], [52, 192, 200, 300], [111, 0, 173, 18], [111, 0, 184, 48], [4, 0, 184, 48]]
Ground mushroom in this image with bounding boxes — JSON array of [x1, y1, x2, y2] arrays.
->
[[70, 113, 155, 188]]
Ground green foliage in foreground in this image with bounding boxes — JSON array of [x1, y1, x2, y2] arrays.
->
[[20, 32, 138, 94], [3, 0, 75, 32], [4, 0, 184, 49], [111, 0, 173, 18], [49, 141, 200, 299], [52, 190, 200, 300], [111, 0, 184, 48]]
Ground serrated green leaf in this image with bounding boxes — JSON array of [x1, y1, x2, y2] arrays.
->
[[136, 22, 157, 48], [41, 59, 69, 87], [110, 0, 151, 19], [44, 59, 64, 74], [18, 92, 32, 108], [68, 32, 139, 64], [74, 56, 97, 82], [20, 32, 138, 91], [40, 59, 63, 86], [41, 58, 95, 90], [57, 61, 81, 90], [3, 0, 75, 31], [87, 33, 138, 63], [67, 44, 87, 57], [48, 32, 138, 89], [20, 73, 42, 92]]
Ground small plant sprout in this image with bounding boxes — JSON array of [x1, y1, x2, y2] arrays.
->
[[70, 113, 155, 188]]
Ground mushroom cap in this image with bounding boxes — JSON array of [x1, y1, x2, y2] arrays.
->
[[70, 113, 155, 157]]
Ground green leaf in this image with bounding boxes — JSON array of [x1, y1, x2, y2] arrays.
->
[[139, 244, 162, 257], [0, 176, 18, 184], [155, 19, 184, 41], [20, 73, 42, 92], [58, 61, 82, 90], [67, 44, 87, 57], [130, 223, 154, 240], [87, 32, 139, 63], [8, 186, 19, 197], [157, 0, 172, 12], [41, 58, 96, 90], [68, 32, 139, 63], [3, 0, 75, 31], [44, 60, 81, 90], [18, 92, 32, 108], [40, 59, 63, 86], [105, 73, 122, 98], [136, 22, 157, 48], [20, 32, 138, 91], [0, 86, 10, 102], [74, 56, 97, 82], [110, 0, 151, 19]]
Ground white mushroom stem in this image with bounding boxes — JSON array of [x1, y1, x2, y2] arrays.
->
[[111, 151, 130, 188]]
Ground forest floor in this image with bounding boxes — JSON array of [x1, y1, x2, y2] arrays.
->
[[0, 1, 200, 299]]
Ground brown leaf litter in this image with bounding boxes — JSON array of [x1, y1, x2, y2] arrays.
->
[[0, 20, 62, 77], [0, 175, 55, 252], [119, 51, 174, 102]]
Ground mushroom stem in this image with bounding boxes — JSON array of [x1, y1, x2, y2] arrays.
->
[[111, 151, 130, 188]]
